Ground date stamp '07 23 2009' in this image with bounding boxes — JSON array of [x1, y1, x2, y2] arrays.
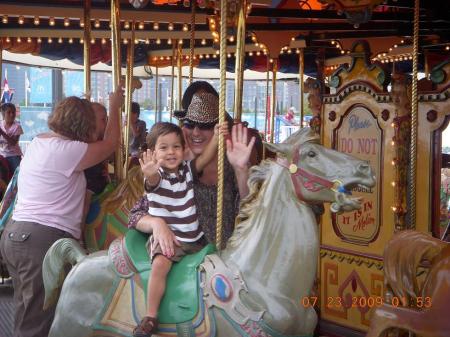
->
[[301, 296, 432, 309]]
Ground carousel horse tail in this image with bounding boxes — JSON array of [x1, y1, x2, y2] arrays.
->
[[384, 230, 447, 299], [42, 238, 86, 310]]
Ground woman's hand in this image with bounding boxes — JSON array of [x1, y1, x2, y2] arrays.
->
[[226, 123, 256, 170], [109, 85, 125, 112], [152, 218, 180, 258], [214, 122, 229, 139]]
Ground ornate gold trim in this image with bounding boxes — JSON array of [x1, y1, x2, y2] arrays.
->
[[320, 248, 384, 270]]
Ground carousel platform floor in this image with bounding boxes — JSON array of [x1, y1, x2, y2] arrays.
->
[[0, 280, 13, 337]]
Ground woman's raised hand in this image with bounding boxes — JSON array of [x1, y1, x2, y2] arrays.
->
[[109, 85, 125, 112], [139, 149, 163, 180], [214, 122, 229, 138], [226, 123, 256, 170]]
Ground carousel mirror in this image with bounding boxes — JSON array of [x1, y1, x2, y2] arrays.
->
[[436, 120, 450, 241]]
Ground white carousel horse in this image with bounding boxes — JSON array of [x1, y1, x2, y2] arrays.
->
[[42, 127, 375, 337]]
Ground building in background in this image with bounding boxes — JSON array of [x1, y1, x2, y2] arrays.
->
[[2, 62, 307, 150]]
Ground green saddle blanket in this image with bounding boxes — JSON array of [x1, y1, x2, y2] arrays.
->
[[124, 229, 216, 324]]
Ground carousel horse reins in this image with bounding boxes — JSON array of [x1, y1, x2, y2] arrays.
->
[[275, 145, 351, 202]]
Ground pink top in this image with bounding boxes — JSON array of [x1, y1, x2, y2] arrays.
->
[[13, 136, 88, 239], [0, 120, 23, 157]]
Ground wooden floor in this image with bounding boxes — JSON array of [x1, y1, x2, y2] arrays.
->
[[0, 280, 14, 337]]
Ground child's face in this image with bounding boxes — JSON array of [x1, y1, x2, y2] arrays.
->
[[154, 132, 184, 172], [131, 112, 138, 124], [3, 107, 16, 124]]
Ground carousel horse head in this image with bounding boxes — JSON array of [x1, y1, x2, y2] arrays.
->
[[264, 127, 375, 213]]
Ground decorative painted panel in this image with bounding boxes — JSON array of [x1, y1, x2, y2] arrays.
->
[[320, 249, 384, 331], [333, 105, 382, 244]]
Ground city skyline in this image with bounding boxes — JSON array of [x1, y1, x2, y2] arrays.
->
[[1, 63, 308, 118]]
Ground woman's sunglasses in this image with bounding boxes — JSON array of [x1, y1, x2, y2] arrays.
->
[[183, 120, 216, 130]]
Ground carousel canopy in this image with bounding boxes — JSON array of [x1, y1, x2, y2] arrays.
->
[[0, 0, 449, 76], [1, 50, 300, 80]]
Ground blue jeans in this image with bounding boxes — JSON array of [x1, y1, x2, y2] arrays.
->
[[6, 155, 21, 174]]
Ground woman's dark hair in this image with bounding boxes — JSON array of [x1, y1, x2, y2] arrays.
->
[[146, 122, 185, 151], [131, 102, 141, 117], [1, 103, 16, 116], [48, 96, 96, 142]]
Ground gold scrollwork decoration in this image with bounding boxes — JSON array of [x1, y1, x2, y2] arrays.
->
[[320, 248, 384, 270]]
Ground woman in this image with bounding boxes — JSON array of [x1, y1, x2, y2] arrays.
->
[[128, 82, 255, 256], [0, 87, 124, 337]]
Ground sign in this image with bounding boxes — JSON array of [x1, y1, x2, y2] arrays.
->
[[30, 68, 52, 104], [19, 107, 51, 141], [64, 71, 84, 97], [334, 106, 382, 244]]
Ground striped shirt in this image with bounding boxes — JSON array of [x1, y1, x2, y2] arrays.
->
[[146, 160, 204, 242]]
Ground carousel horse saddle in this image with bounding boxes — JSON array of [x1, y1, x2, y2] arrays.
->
[[120, 229, 216, 323]]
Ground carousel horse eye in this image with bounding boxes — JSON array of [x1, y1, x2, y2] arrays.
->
[[307, 150, 316, 158]]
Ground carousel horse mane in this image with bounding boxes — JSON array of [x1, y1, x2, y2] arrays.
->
[[367, 230, 450, 337], [384, 230, 448, 299], [84, 166, 144, 251], [101, 165, 144, 213], [231, 160, 272, 243]]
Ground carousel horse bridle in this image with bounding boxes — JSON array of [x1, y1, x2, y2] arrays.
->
[[275, 145, 351, 202]]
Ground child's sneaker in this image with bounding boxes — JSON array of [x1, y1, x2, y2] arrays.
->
[[133, 316, 158, 337]]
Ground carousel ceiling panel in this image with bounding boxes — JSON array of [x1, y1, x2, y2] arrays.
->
[[0, 0, 448, 75]]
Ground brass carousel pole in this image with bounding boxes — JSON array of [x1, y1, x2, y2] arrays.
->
[[270, 59, 277, 143], [262, 55, 270, 159], [111, 0, 123, 182], [216, 0, 227, 249], [170, 44, 176, 122], [123, 22, 135, 179], [298, 48, 304, 128], [83, 0, 92, 99], [265, 56, 270, 138], [189, 2, 196, 85], [0, 40, 2, 93], [155, 66, 159, 123], [408, 0, 420, 229], [233, 0, 247, 121], [177, 44, 183, 110]]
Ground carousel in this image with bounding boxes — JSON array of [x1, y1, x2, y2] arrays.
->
[[0, 0, 449, 336]]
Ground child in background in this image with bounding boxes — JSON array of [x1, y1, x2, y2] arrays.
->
[[0, 103, 23, 176], [133, 120, 227, 337], [129, 102, 147, 158]]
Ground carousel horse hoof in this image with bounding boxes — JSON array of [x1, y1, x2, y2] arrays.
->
[[133, 316, 158, 337]]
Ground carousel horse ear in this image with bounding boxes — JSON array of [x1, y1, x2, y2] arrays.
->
[[129, 0, 150, 9], [263, 142, 293, 157]]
